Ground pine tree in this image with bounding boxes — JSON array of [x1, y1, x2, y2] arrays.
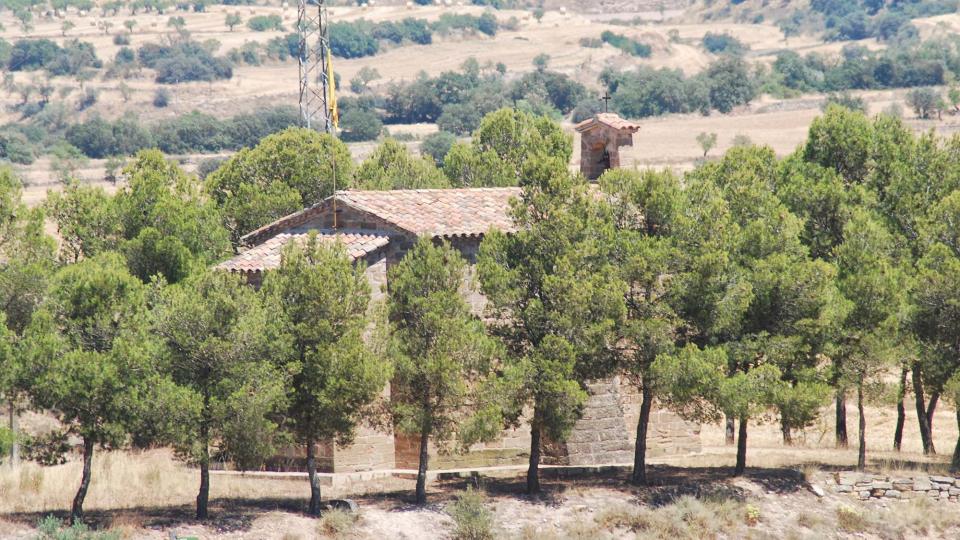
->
[[834, 209, 906, 470], [115, 150, 231, 284], [0, 166, 56, 466], [21, 253, 154, 522], [443, 108, 572, 188], [152, 270, 289, 519], [206, 128, 354, 245], [478, 156, 625, 493], [911, 191, 960, 470], [666, 146, 839, 475], [260, 235, 388, 515], [388, 238, 500, 504], [599, 168, 683, 485]]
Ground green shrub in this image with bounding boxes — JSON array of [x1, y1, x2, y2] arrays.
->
[[437, 103, 481, 136], [0, 426, 13, 462], [34, 515, 120, 540], [571, 98, 603, 123], [600, 31, 652, 58], [153, 88, 170, 108], [421, 131, 456, 166], [197, 157, 226, 179], [702, 32, 747, 55], [77, 88, 98, 111], [246, 14, 283, 32], [46, 40, 102, 77], [339, 109, 382, 142], [8, 39, 60, 71], [822, 92, 867, 113], [138, 41, 232, 84], [0, 130, 36, 165], [330, 21, 379, 58], [432, 12, 499, 37], [448, 488, 494, 540], [0, 38, 12, 67], [579, 37, 603, 48]]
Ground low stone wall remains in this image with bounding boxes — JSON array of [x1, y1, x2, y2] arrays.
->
[[829, 472, 960, 501]]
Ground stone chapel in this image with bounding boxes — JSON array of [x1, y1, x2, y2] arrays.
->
[[216, 113, 700, 473]]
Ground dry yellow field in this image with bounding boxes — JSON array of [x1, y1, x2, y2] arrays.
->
[[0, 1, 884, 125], [5, 1, 951, 198], [0, 399, 956, 539]]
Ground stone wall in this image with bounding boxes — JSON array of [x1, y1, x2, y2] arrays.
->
[[394, 429, 530, 470], [617, 379, 702, 458], [548, 377, 701, 466], [830, 472, 960, 501]]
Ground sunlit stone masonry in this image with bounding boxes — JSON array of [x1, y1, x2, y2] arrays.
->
[[830, 472, 960, 501]]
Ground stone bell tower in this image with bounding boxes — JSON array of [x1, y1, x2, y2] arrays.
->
[[575, 113, 641, 180]]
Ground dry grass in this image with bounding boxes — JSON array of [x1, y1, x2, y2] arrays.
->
[[828, 499, 960, 539], [0, 449, 303, 515], [517, 524, 560, 540], [835, 506, 868, 534], [317, 509, 361, 539], [864, 498, 960, 540], [593, 495, 750, 540], [561, 519, 608, 539]]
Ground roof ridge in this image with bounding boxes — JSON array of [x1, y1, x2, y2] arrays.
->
[[336, 186, 521, 195]]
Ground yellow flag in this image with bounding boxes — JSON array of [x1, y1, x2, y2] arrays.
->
[[326, 53, 338, 129]]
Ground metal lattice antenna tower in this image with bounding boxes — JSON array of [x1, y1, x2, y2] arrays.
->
[[298, 0, 332, 132]]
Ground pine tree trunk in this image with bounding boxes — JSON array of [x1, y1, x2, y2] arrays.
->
[[926, 391, 940, 436], [781, 417, 793, 446], [951, 408, 960, 474], [197, 421, 210, 519], [415, 425, 430, 505], [527, 414, 541, 495], [70, 437, 94, 524], [857, 384, 866, 471], [893, 367, 907, 451], [725, 415, 735, 445], [734, 416, 747, 476], [912, 364, 935, 455], [836, 391, 848, 448], [307, 439, 322, 516], [8, 402, 18, 467], [631, 382, 653, 485]]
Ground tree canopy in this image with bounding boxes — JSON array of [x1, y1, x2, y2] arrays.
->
[[206, 128, 354, 245]]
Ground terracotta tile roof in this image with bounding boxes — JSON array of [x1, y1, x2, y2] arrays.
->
[[335, 188, 521, 237], [574, 113, 641, 133], [216, 229, 390, 274], [239, 188, 523, 247]]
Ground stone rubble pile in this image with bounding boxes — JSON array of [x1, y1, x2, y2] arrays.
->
[[829, 472, 960, 501]]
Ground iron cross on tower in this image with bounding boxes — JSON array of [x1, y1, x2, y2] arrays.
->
[[601, 92, 611, 113]]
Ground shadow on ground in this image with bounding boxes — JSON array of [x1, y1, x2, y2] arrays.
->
[[0, 464, 826, 532]]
